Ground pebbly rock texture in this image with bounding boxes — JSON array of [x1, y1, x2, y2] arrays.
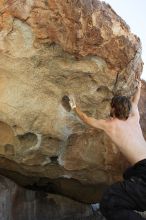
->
[[0, 0, 145, 203], [0, 175, 105, 220]]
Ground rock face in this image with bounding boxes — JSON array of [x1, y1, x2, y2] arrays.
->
[[1, 175, 146, 220], [0, 175, 105, 220], [0, 0, 145, 203], [139, 80, 146, 139]]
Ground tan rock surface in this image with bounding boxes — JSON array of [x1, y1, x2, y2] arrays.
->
[[139, 80, 146, 139], [0, 0, 145, 202]]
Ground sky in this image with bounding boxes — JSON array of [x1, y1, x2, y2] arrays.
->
[[102, 0, 146, 80]]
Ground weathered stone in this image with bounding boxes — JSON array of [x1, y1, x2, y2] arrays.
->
[[1, 175, 146, 219], [0, 0, 145, 203], [0, 175, 105, 220], [139, 80, 146, 139]]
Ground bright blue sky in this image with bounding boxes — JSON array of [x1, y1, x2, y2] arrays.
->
[[103, 0, 146, 80]]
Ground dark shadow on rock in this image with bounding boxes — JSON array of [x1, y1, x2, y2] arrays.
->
[[0, 168, 108, 204]]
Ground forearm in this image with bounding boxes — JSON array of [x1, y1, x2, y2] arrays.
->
[[69, 96, 106, 130], [73, 107, 88, 123], [73, 106, 106, 130]]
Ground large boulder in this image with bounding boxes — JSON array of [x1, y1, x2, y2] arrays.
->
[[0, 0, 144, 202]]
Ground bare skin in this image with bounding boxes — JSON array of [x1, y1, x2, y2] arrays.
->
[[69, 80, 146, 165]]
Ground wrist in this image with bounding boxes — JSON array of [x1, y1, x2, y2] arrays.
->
[[72, 106, 76, 110]]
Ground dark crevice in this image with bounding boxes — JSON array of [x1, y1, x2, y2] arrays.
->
[[61, 95, 71, 112], [50, 156, 58, 163], [112, 72, 120, 96]]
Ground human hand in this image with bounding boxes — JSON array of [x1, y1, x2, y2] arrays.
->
[[69, 95, 76, 109]]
